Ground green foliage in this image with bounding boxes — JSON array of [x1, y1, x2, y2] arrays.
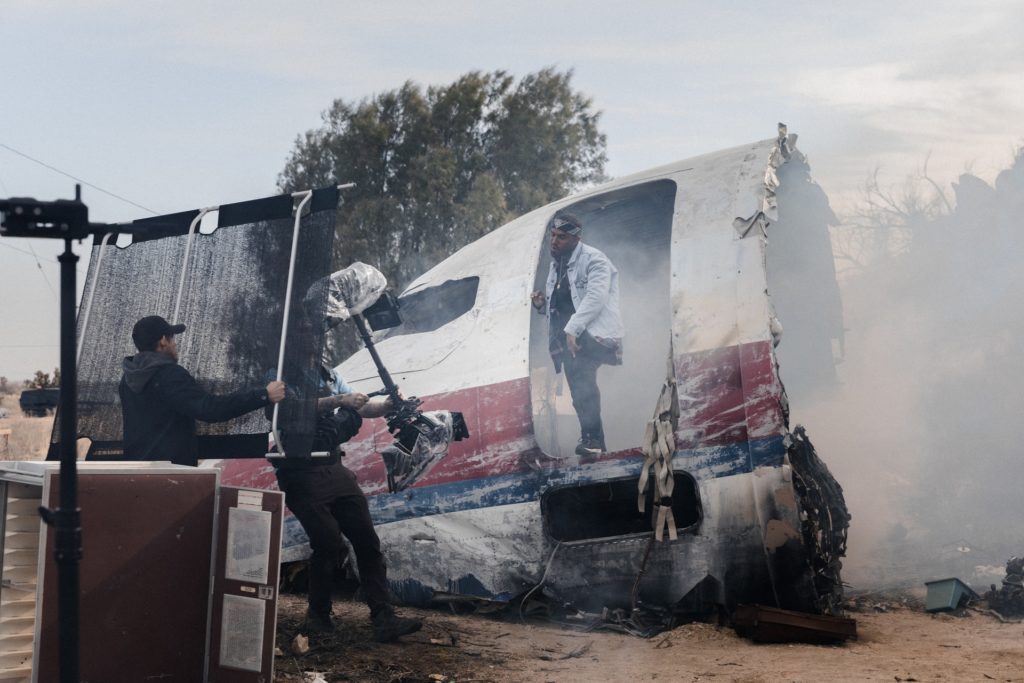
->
[[278, 68, 607, 291]]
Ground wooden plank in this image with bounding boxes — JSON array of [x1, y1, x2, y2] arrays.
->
[[0, 667, 31, 683], [0, 602, 34, 620], [3, 500, 38, 516], [0, 568, 36, 585], [1, 517, 36, 534], [3, 491, 39, 507], [0, 635, 32, 649], [1, 534, 36, 551], [0, 651, 32, 670], [2, 549, 37, 568], [0, 619, 34, 638]]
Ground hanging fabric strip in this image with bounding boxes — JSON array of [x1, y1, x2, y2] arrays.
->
[[638, 348, 680, 541]]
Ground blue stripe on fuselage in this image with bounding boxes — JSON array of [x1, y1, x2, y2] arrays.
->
[[366, 435, 786, 525]]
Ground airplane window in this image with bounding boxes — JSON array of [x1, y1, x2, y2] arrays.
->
[[383, 277, 479, 338]]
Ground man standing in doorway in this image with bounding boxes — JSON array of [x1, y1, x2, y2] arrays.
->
[[119, 315, 286, 466], [531, 212, 624, 457]]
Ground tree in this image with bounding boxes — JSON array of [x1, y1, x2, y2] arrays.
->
[[0, 377, 10, 395], [278, 68, 607, 291], [832, 158, 951, 276], [25, 368, 60, 389]]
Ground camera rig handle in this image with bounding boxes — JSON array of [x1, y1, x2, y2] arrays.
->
[[350, 313, 432, 442]]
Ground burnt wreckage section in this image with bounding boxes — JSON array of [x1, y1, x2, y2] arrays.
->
[[531, 430, 849, 630], [787, 426, 850, 613], [541, 134, 850, 623]]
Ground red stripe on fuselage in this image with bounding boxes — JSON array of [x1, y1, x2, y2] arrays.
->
[[674, 340, 785, 450], [221, 340, 785, 494]]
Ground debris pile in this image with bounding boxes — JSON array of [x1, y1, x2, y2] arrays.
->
[[983, 556, 1024, 617]]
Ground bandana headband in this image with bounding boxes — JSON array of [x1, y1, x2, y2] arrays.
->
[[551, 216, 582, 235]]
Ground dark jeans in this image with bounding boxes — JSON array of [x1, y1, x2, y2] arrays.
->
[[562, 341, 612, 447], [275, 463, 391, 618]]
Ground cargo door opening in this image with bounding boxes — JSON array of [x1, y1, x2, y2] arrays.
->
[[542, 472, 701, 542], [529, 179, 676, 457]]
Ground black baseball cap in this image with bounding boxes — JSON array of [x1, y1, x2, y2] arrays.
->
[[132, 315, 186, 351]]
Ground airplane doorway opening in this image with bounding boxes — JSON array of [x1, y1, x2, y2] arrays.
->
[[529, 179, 677, 458]]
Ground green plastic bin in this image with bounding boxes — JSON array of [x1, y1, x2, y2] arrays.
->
[[924, 578, 978, 612]]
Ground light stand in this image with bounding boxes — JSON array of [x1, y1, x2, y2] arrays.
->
[[0, 186, 122, 683]]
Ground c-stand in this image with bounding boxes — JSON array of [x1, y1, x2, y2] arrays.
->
[[0, 187, 128, 683]]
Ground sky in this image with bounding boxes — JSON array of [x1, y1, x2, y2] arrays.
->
[[2, 0, 1023, 379]]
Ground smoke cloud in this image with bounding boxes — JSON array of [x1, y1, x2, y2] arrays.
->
[[773, 150, 1024, 591]]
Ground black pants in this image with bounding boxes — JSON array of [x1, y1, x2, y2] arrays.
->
[[562, 342, 610, 447], [274, 463, 391, 618]]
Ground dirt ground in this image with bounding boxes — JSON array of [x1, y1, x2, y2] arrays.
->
[[273, 593, 1024, 683]]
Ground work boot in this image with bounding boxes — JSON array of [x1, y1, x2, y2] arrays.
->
[[303, 609, 336, 635], [371, 609, 422, 643], [575, 436, 603, 458]]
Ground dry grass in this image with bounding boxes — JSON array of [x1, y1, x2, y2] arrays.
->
[[0, 392, 55, 460]]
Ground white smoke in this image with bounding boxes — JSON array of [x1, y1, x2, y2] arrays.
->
[[775, 150, 1024, 590]]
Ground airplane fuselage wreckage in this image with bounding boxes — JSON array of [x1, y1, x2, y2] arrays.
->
[[64, 127, 849, 628]]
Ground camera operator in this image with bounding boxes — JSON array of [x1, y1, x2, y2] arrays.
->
[[269, 355, 422, 642]]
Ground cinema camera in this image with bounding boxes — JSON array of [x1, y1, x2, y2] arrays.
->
[[349, 288, 469, 492], [352, 293, 448, 445]]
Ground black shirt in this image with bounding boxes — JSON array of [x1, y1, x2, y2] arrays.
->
[[548, 257, 575, 366]]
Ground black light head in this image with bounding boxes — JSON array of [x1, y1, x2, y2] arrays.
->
[[0, 196, 91, 239]]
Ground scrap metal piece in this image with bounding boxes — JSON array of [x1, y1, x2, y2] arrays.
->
[[733, 604, 857, 643], [984, 556, 1024, 617]]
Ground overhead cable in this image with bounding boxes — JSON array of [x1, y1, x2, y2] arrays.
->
[[0, 142, 158, 215]]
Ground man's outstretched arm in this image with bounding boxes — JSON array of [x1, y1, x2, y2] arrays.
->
[[157, 365, 284, 423]]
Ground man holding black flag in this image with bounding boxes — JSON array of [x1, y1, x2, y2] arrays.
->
[[119, 315, 286, 466]]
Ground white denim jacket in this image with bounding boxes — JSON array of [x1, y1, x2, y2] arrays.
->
[[545, 242, 624, 342]]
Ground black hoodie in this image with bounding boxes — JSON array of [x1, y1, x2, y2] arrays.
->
[[119, 351, 269, 466]]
